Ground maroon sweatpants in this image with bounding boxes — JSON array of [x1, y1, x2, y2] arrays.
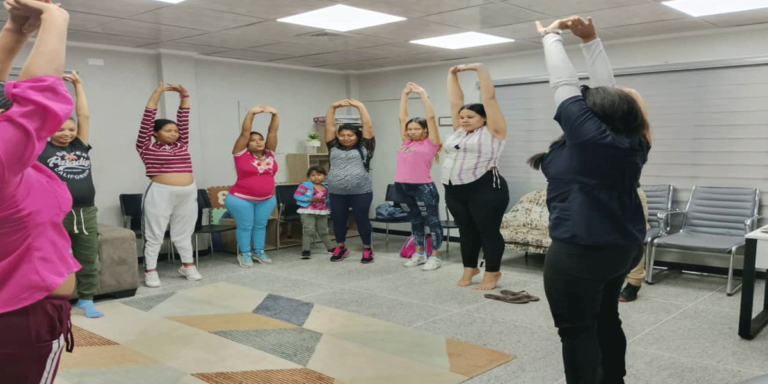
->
[[0, 296, 74, 384]]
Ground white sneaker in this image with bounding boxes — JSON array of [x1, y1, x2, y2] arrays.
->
[[145, 271, 161, 288], [422, 256, 441, 271], [404, 253, 427, 267], [179, 265, 203, 281]]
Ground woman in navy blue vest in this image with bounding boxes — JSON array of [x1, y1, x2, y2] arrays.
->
[[531, 17, 652, 384]]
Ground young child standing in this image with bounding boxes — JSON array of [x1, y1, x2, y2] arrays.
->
[[294, 166, 335, 259]]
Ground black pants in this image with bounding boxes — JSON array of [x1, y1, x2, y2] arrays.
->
[[329, 192, 373, 246], [444, 171, 509, 272], [544, 240, 644, 384]]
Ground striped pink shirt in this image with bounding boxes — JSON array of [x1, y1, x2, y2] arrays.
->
[[136, 107, 193, 176]]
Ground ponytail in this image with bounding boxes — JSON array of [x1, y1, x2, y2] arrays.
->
[[527, 135, 565, 170]]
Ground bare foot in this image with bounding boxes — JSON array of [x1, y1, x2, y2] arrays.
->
[[457, 268, 480, 287], [476, 271, 502, 291]]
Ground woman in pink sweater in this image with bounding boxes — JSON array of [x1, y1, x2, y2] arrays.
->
[[0, 1, 81, 382]]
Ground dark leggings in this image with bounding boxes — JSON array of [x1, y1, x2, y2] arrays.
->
[[395, 182, 443, 250], [444, 171, 509, 272], [329, 192, 373, 246], [544, 240, 644, 384]]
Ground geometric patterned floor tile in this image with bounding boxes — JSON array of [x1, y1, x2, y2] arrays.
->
[[176, 282, 269, 313], [331, 329, 450, 370], [193, 368, 339, 384], [63, 283, 513, 383], [71, 326, 118, 347], [57, 365, 188, 384], [121, 292, 177, 312], [168, 313, 297, 332], [253, 294, 314, 326], [213, 328, 323, 366], [446, 338, 514, 377], [59, 345, 159, 370]]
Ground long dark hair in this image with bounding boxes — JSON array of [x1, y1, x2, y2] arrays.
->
[[405, 117, 441, 163], [581, 85, 649, 136], [527, 135, 565, 170], [153, 119, 177, 133], [459, 103, 486, 118], [338, 123, 370, 171]]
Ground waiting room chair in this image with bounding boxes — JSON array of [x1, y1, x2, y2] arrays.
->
[[370, 184, 410, 244], [118, 193, 174, 263], [193, 189, 236, 265], [275, 184, 302, 250], [648, 186, 762, 296], [641, 184, 675, 282], [441, 205, 459, 252]]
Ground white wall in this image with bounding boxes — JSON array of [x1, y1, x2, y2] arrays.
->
[[355, 24, 768, 231], [23, 43, 347, 227], [194, 58, 347, 189]]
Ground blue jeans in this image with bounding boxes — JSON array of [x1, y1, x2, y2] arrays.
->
[[395, 182, 443, 250], [224, 194, 276, 254]]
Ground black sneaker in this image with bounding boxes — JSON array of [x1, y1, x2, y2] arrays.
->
[[619, 283, 641, 302], [361, 248, 375, 264], [301, 250, 311, 260], [330, 246, 349, 262]]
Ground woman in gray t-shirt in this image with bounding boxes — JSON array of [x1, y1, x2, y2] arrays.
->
[[325, 99, 376, 264]]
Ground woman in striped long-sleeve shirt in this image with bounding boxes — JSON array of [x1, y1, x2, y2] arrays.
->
[[136, 82, 201, 288]]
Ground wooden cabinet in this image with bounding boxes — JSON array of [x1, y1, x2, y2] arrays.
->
[[286, 153, 330, 184]]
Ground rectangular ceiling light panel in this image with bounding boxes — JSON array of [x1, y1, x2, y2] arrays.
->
[[411, 32, 514, 50], [278, 5, 405, 32]]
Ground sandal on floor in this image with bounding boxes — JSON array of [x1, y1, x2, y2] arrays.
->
[[499, 290, 540, 302], [484, 293, 535, 304]]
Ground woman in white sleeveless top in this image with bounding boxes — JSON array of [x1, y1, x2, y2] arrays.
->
[[444, 63, 509, 291]]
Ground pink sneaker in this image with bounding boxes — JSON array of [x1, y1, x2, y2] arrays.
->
[[361, 248, 374, 264]]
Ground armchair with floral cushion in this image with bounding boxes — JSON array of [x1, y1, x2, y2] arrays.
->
[[500, 190, 551, 254]]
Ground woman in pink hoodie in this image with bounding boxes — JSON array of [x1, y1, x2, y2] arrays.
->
[[0, 1, 81, 383]]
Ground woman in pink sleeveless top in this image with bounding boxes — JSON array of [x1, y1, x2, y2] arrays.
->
[[225, 105, 280, 268]]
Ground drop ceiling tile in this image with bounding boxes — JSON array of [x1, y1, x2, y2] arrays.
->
[[319, 62, 384, 71], [178, 0, 338, 19], [62, 0, 168, 18], [504, 0, 650, 17], [701, 8, 768, 27], [603, 18, 715, 37], [355, 56, 436, 67], [585, 3, 691, 29], [68, 11, 120, 31], [269, 56, 341, 67], [299, 50, 391, 64], [175, 21, 318, 49], [208, 50, 291, 61], [352, 43, 442, 57], [130, 6, 264, 32], [422, 3, 548, 30], [246, 43, 337, 56], [410, 50, 475, 62], [88, 20, 206, 41], [67, 31, 158, 47], [356, 19, 467, 41], [461, 39, 542, 55], [137, 42, 227, 55], [337, 0, 492, 18], [174, 34, 278, 50], [288, 32, 398, 50]]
